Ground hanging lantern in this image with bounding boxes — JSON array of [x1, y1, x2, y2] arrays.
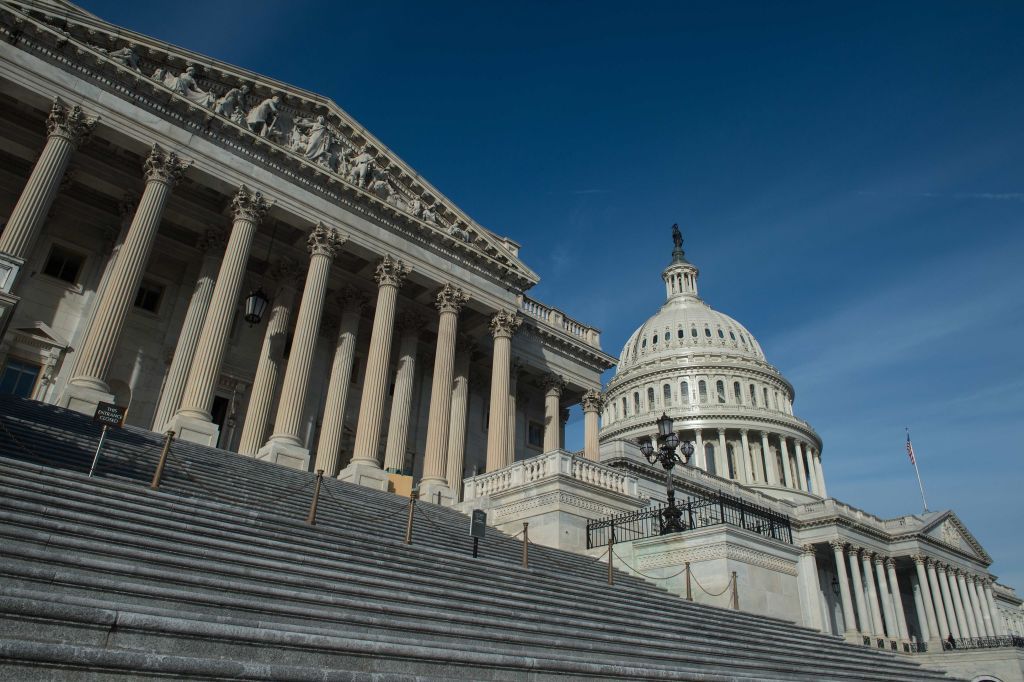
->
[[243, 287, 269, 325]]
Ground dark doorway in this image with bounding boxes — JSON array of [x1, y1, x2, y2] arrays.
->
[[211, 395, 230, 448]]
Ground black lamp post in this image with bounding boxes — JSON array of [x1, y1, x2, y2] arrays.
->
[[639, 413, 694, 534]]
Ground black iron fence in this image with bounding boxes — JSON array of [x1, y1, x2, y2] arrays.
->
[[586, 489, 793, 549], [942, 635, 1024, 651]]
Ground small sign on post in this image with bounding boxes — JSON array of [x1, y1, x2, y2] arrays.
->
[[470, 509, 486, 558], [89, 402, 126, 477]]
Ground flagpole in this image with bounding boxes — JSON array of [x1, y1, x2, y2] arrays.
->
[[907, 427, 929, 513]]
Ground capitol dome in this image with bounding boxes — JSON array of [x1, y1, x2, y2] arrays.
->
[[600, 226, 826, 502]]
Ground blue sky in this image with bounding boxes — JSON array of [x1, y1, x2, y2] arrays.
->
[[78, 1, 1024, 587]]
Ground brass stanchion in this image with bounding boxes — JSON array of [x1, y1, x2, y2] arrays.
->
[[404, 489, 417, 545], [305, 470, 324, 525], [731, 570, 739, 610], [685, 561, 692, 601], [150, 430, 175, 490], [607, 536, 614, 585], [521, 522, 529, 568]]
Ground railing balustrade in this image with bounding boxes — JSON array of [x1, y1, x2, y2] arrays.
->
[[463, 451, 638, 501], [942, 635, 1024, 651], [517, 295, 601, 348]]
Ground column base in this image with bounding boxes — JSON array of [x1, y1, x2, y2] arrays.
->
[[843, 631, 863, 644], [166, 413, 221, 447], [337, 460, 390, 491], [256, 437, 311, 470], [59, 381, 115, 416], [418, 479, 455, 506]]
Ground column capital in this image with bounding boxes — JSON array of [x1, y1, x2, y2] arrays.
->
[[560, 407, 571, 425], [885, 557, 896, 569], [873, 554, 887, 566], [912, 554, 928, 566], [541, 373, 566, 398], [489, 310, 522, 339], [144, 144, 191, 186], [828, 540, 846, 553], [739, 427, 749, 435], [434, 282, 469, 315], [801, 543, 817, 556], [231, 184, 271, 223], [374, 254, 409, 288], [846, 545, 861, 558], [46, 97, 97, 145], [196, 227, 228, 255], [581, 389, 604, 413], [307, 222, 347, 259]]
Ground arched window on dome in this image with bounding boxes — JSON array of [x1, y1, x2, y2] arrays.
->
[[681, 381, 690, 404], [773, 392, 779, 410], [763, 387, 770, 408], [716, 380, 726, 403], [740, 334, 747, 346], [733, 381, 742, 403], [698, 380, 708, 403], [677, 329, 684, 339], [691, 327, 698, 338], [717, 329, 724, 339], [647, 387, 655, 410], [652, 334, 658, 345], [641, 338, 647, 349], [621, 397, 627, 418], [663, 383, 671, 406], [633, 392, 640, 415], [749, 384, 757, 406], [705, 443, 717, 476], [704, 327, 712, 338], [726, 444, 737, 479], [612, 402, 618, 420], [729, 331, 736, 341]]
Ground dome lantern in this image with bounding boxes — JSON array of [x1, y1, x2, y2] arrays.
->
[[662, 224, 700, 300]]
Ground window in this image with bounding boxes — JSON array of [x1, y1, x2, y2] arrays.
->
[[681, 381, 689, 404], [663, 384, 671, 406], [717, 329, 724, 339], [133, 280, 164, 313], [705, 443, 717, 476], [733, 381, 742, 403], [691, 327, 698, 338], [0, 359, 40, 398], [773, 391, 780, 410], [698, 380, 708, 403], [527, 421, 544, 449], [621, 397, 627, 417], [42, 244, 84, 284], [763, 387, 770, 407], [726, 444, 737, 479], [633, 392, 640, 414], [750, 384, 757, 406], [740, 334, 747, 346], [647, 387, 655, 410], [613, 402, 618, 420], [704, 327, 712, 337], [652, 334, 658, 345], [677, 329, 684, 339], [729, 331, 736, 341], [716, 380, 726, 403], [641, 338, 647, 349]]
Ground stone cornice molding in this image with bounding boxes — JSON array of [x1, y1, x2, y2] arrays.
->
[[516, 320, 616, 371], [230, 184, 271, 224], [45, 95, 97, 144], [434, 282, 469, 315], [143, 143, 190, 186], [489, 310, 521, 340], [637, 541, 798, 576], [374, 255, 409, 289], [307, 222, 346, 259], [0, 3, 540, 292]]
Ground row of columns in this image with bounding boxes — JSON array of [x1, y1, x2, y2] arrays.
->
[[2, 97, 608, 496], [911, 555, 1005, 642], [829, 542, 910, 642], [686, 427, 826, 496]]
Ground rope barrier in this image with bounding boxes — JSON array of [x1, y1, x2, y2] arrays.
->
[[0, 416, 47, 463], [609, 547, 736, 600]]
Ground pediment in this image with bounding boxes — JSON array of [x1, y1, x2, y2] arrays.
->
[[4, 0, 539, 291], [12, 321, 69, 350], [921, 512, 991, 564]]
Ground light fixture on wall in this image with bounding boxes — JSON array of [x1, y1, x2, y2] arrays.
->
[[242, 218, 278, 326]]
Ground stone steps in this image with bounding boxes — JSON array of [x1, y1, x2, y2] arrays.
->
[[0, 396, 957, 680]]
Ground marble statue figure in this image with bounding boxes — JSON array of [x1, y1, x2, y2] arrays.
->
[[214, 85, 249, 120], [246, 95, 281, 138]]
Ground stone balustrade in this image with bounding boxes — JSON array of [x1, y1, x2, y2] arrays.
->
[[518, 294, 601, 348], [463, 450, 638, 500]]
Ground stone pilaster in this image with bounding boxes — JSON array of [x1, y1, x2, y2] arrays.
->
[[382, 312, 423, 473], [847, 547, 870, 635], [541, 374, 565, 453], [152, 228, 227, 430], [581, 389, 603, 461], [62, 145, 189, 414], [485, 310, 521, 471], [340, 255, 408, 490], [830, 541, 858, 639], [313, 287, 366, 476], [237, 259, 301, 456], [420, 283, 469, 504], [170, 186, 270, 445], [886, 558, 909, 640], [913, 555, 942, 645], [861, 552, 885, 637], [445, 339, 473, 499], [0, 98, 97, 291], [258, 224, 346, 468]]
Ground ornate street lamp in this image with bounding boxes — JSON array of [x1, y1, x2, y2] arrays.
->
[[640, 413, 694, 534], [243, 287, 269, 325]]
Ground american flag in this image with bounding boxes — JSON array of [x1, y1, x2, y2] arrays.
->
[[906, 432, 916, 466]]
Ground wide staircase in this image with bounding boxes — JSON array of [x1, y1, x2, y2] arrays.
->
[[0, 396, 956, 681]]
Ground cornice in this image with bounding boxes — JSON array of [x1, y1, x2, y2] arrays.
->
[[0, 1, 540, 293], [518, 320, 616, 372], [600, 410, 821, 449]]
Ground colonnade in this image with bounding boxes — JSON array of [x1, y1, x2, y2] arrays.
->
[[1, 98, 606, 498], [686, 427, 825, 496], [822, 542, 1004, 645]]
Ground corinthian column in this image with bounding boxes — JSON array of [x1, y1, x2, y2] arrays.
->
[[315, 287, 366, 477], [847, 547, 870, 635], [791, 439, 808, 492], [61, 145, 189, 414], [152, 228, 227, 430], [886, 558, 909, 640], [339, 255, 408, 490], [936, 563, 962, 638], [382, 312, 423, 473], [420, 283, 469, 504], [913, 555, 942, 645], [0, 98, 97, 291], [969, 576, 993, 637], [740, 429, 756, 483], [862, 552, 885, 638], [445, 339, 473, 499], [983, 580, 1007, 635], [237, 260, 301, 455], [830, 541, 858, 640], [946, 567, 970, 638], [542, 374, 565, 452], [170, 186, 270, 445], [485, 310, 521, 471], [955, 570, 980, 638], [874, 556, 898, 639], [762, 432, 781, 486], [582, 389, 603, 461], [258, 224, 345, 468], [813, 449, 828, 497]]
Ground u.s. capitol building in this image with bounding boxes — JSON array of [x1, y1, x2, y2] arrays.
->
[[0, 1, 1020, 680]]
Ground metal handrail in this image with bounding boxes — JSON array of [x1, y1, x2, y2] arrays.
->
[[942, 635, 1024, 651]]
